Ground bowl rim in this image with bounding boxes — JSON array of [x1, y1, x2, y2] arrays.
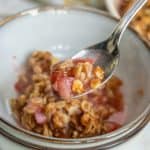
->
[[105, 0, 120, 18], [0, 5, 149, 149]]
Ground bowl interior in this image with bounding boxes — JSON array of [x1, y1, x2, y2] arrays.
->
[[0, 8, 149, 129]]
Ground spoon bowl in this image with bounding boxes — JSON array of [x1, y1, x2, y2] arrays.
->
[[71, 48, 119, 98]]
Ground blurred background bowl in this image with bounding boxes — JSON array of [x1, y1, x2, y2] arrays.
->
[[105, 0, 150, 47]]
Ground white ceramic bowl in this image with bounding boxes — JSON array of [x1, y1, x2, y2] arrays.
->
[[0, 6, 149, 150]]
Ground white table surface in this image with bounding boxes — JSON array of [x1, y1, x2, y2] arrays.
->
[[0, 0, 149, 149]]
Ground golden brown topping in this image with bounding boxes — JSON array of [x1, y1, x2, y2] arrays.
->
[[83, 62, 93, 78], [52, 111, 70, 128], [11, 51, 124, 138], [74, 63, 83, 78], [90, 78, 101, 89], [80, 113, 91, 126], [72, 79, 84, 94], [81, 100, 92, 112], [43, 124, 53, 136], [93, 66, 104, 79]]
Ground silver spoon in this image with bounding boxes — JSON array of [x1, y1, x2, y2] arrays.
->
[[52, 0, 147, 99]]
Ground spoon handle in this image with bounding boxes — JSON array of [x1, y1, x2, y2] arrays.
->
[[107, 0, 147, 53]]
